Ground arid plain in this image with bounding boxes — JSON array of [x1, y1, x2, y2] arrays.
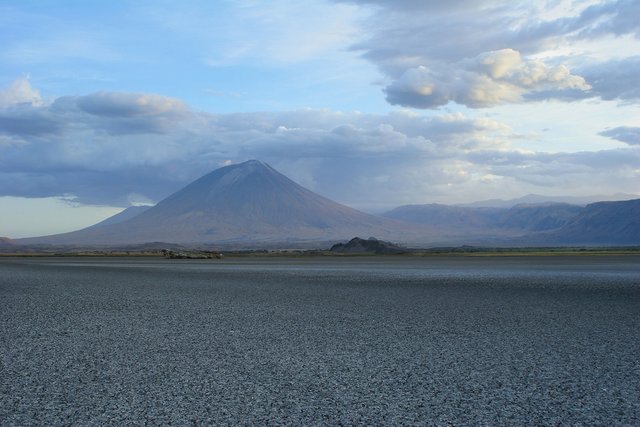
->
[[1, 255, 639, 425]]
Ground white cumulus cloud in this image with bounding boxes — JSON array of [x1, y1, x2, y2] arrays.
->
[[385, 49, 590, 108], [339, 0, 640, 109], [0, 76, 43, 108]]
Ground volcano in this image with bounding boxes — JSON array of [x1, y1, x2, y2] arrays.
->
[[19, 160, 412, 246]]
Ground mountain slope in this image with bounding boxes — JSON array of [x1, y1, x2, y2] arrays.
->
[[18, 160, 413, 246], [382, 204, 500, 233], [382, 202, 582, 235], [496, 203, 583, 232], [86, 205, 152, 229], [548, 199, 640, 244]]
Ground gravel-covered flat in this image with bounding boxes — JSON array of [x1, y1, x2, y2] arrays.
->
[[1, 256, 639, 425]]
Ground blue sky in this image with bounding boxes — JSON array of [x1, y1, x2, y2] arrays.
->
[[1, 0, 639, 237], [1, 0, 385, 112]]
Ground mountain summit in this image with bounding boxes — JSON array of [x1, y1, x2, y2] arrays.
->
[[20, 160, 408, 245]]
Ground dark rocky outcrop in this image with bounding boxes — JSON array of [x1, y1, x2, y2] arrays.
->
[[161, 249, 223, 259], [330, 237, 407, 254]]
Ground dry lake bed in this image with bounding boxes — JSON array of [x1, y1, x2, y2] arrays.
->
[[1, 255, 639, 425]]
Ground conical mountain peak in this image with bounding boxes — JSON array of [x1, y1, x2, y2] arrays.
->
[[224, 159, 269, 173], [191, 160, 275, 189], [18, 160, 409, 245], [239, 159, 265, 167], [155, 159, 293, 213]]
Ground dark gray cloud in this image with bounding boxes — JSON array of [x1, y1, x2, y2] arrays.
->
[[75, 92, 187, 118], [600, 126, 640, 145], [0, 90, 192, 141], [579, 56, 640, 102], [0, 106, 62, 137], [574, 0, 640, 38], [54, 92, 189, 135], [338, 0, 640, 108], [1, 84, 638, 208]]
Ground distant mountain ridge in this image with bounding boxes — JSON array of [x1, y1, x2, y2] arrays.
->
[[545, 199, 640, 244], [458, 193, 639, 208], [382, 203, 583, 234], [383, 200, 640, 245], [12, 160, 640, 248]]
